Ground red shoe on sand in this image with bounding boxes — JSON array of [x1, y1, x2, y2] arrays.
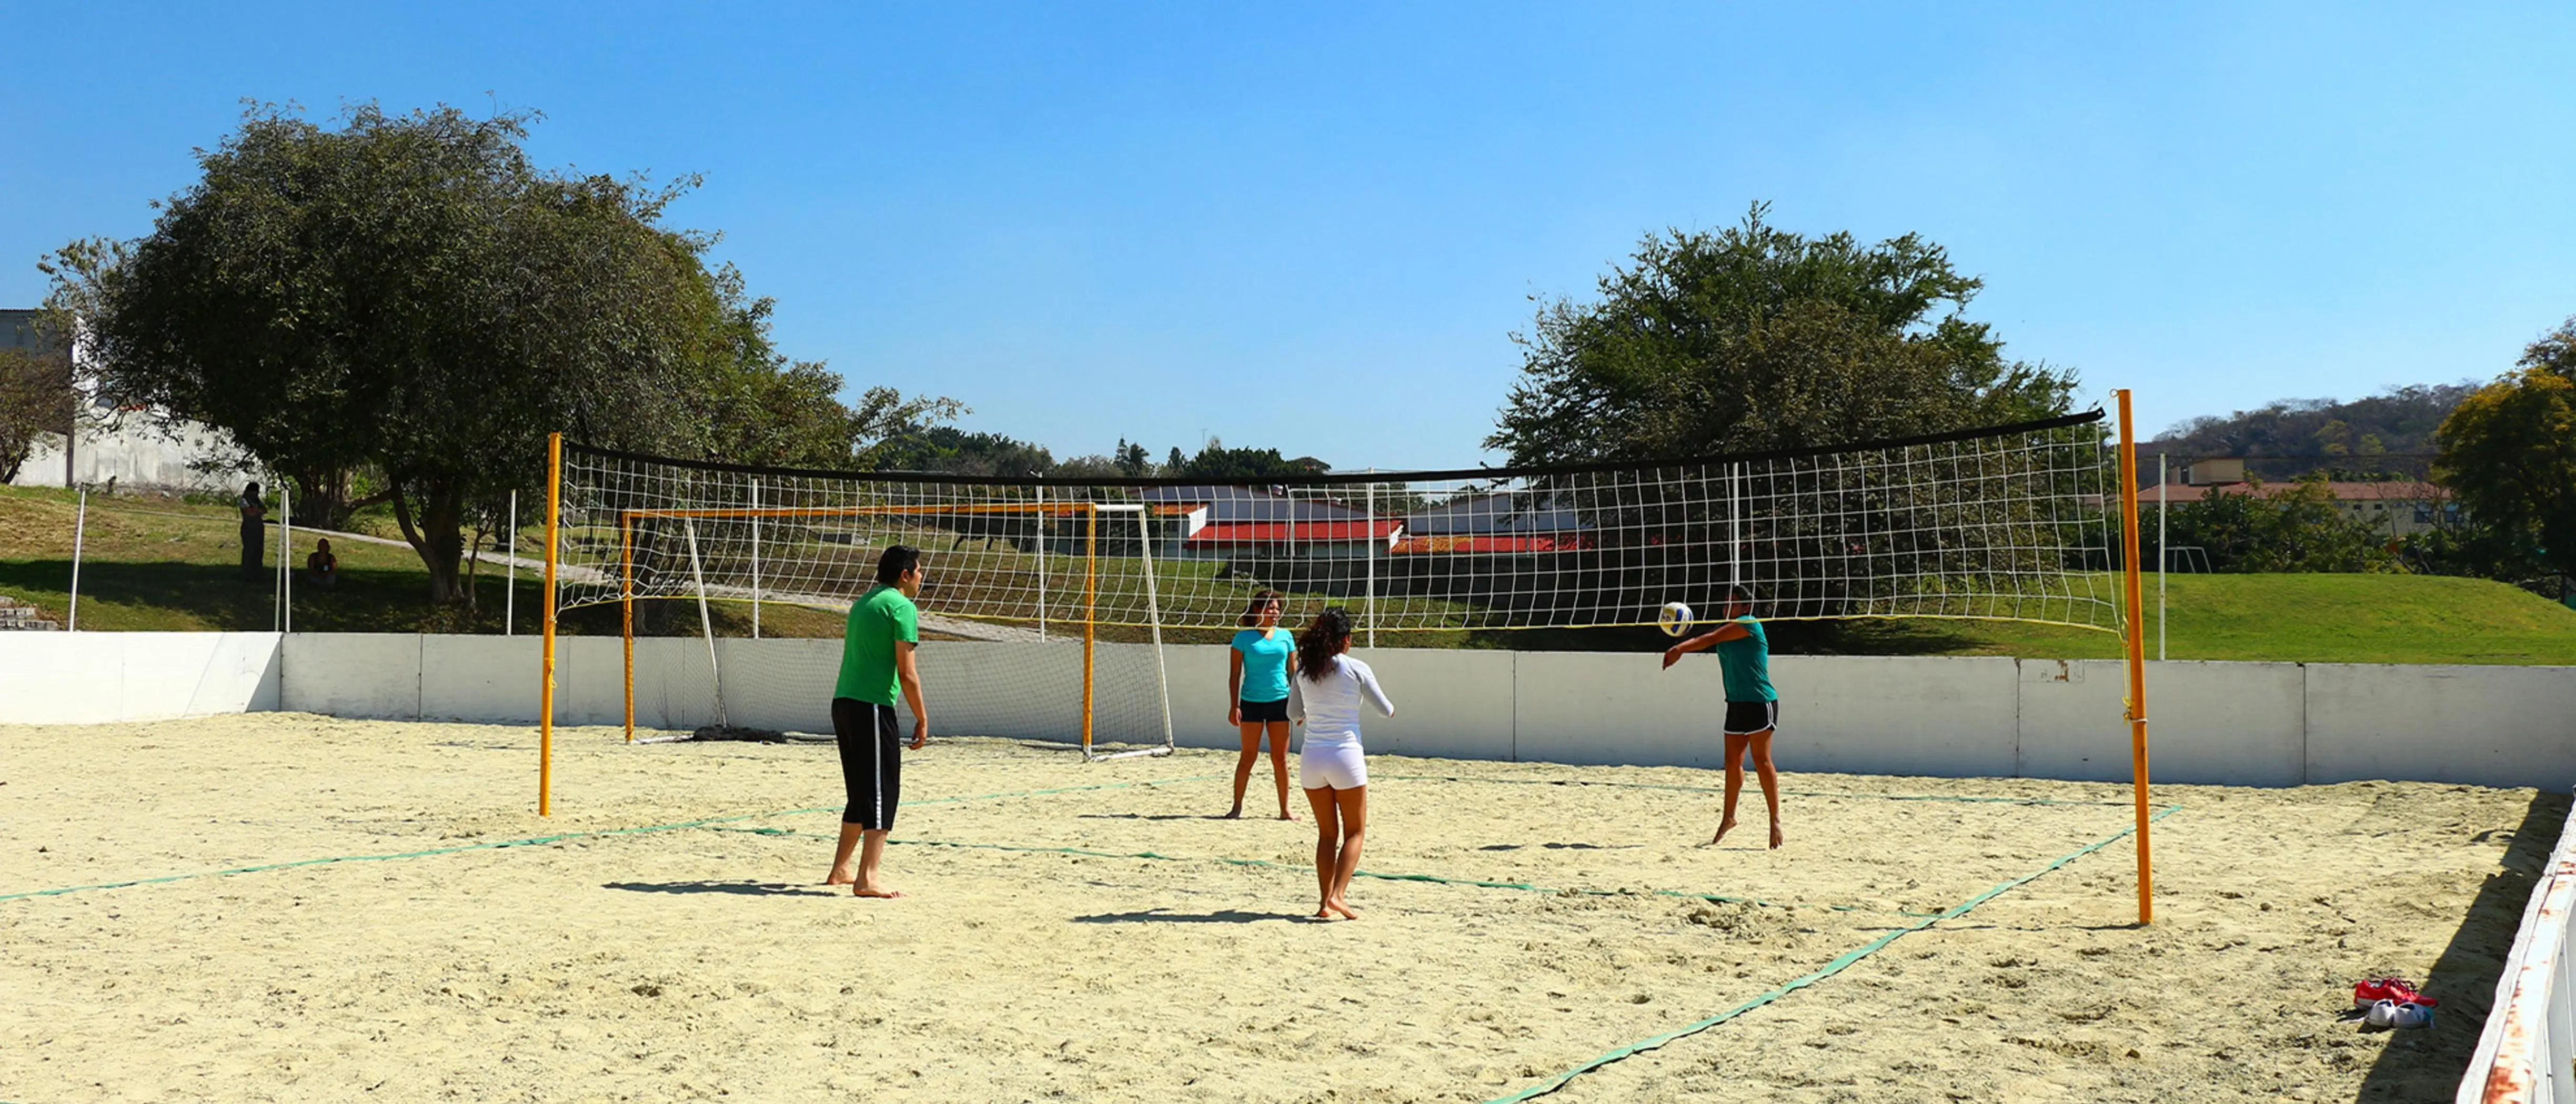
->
[[2353, 978, 2434, 1009]]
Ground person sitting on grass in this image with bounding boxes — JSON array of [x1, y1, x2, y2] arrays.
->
[[301, 539, 339, 591], [1660, 583, 1784, 849]]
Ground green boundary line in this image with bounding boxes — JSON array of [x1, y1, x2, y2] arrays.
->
[[1378, 773, 2138, 807], [0, 775, 1214, 905], [702, 826, 1944, 917], [1484, 804, 2184, 1103]]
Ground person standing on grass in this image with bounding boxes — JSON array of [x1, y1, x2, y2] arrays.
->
[[1661, 583, 1784, 849], [1224, 589, 1296, 821], [238, 481, 266, 581], [826, 544, 930, 898], [1289, 607, 1392, 920]]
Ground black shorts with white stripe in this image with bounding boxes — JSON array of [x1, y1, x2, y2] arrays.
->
[[832, 697, 904, 829], [1722, 700, 1779, 736]]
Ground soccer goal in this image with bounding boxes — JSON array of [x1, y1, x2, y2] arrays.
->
[[538, 447, 1177, 764], [535, 400, 2164, 923]]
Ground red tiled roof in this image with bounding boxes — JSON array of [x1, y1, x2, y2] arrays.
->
[[1390, 534, 1591, 554], [1187, 521, 1402, 544]]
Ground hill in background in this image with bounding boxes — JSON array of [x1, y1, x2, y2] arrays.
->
[[2145, 382, 2476, 481]]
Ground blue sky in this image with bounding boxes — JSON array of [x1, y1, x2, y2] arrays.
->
[[5, 4, 2571, 469]]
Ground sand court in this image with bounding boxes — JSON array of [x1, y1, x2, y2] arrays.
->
[[1, 714, 2554, 1102]]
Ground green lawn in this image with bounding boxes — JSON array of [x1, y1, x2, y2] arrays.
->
[[1830, 572, 2576, 665], [5, 486, 2569, 663]]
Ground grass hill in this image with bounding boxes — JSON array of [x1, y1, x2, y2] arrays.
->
[[4, 486, 2569, 664]]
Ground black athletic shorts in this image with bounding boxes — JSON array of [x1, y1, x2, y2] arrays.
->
[[1722, 700, 1780, 736], [832, 697, 903, 829], [1238, 697, 1290, 724]]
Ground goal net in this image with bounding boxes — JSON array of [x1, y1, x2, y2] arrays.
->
[[546, 410, 2119, 748], [548, 463, 1178, 759]]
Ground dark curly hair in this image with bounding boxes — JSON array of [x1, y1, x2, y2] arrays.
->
[[1296, 607, 1355, 683]]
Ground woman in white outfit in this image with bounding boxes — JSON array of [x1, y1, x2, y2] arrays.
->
[[1287, 607, 1393, 921]]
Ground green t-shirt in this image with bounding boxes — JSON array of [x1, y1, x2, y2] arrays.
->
[[1714, 615, 1775, 703], [836, 584, 920, 705]]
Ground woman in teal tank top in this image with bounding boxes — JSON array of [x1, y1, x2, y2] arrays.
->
[[1659, 583, 1785, 849], [1225, 590, 1297, 819]]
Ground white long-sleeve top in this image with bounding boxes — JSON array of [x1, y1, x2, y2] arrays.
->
[[1287, 654, 1394, 742]]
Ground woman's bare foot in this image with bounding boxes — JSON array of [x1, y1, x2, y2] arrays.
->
[[1220, 808, 1243, 820], [1708, 818, 1738, 846], [1328, 897, 1361, 920], [1313, 904, 1337, 921], [1769, 822, 1785, 849], [824, 868, 856, 886], [1277, 810, 1297, 822], [853, 884, 905, 898]]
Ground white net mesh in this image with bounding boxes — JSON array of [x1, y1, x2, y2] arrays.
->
[[555, 411, 2121, 640]]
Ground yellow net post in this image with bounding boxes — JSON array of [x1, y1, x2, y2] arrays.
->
[[539, 432, 561, 817], [2114, 389, 2155, 925], [1082, 503, 1096, 756]]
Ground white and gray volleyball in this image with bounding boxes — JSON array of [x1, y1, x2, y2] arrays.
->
[[1657, 601, 1694, 637]]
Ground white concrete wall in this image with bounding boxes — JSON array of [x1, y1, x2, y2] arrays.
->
[[8, 412, 245, 492], [0, 631, 279, 723], [7, 632, 2571, 791], [2303, 664, 2576, 790]]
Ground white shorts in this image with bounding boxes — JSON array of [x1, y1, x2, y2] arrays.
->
[[1300, 737, 1367, 790]]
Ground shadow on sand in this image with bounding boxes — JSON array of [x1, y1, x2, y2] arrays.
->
[[2357, 789, 2571, 1102], [1072, 908, 1307, 925], [602, 880, 840, 897]]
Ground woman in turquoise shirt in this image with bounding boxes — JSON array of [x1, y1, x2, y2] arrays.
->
[[1659, 583, 1784, 849], [1225, 590, 1297, 820]]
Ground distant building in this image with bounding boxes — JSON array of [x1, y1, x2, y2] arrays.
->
[[1394, 491, 1593, 555], [2, 308, 247, 493]]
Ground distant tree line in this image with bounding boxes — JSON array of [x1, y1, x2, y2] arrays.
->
[[2144, 383, 2477, 482]]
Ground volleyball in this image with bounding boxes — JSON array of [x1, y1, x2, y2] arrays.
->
[[1657, 601, 1694, 637]]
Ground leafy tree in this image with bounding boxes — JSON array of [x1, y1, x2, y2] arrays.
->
[[1166, 446, 1186, 472], [1114, 438, 1152, 477], [2158, 475, 2397, 573], [46, 103, 943, 603], [1487, 204, 2077, 465], [0, 327, 73, 484], [873, 426, 1050, 476], [2435, 318, 2576, 579], [1178, 442, 1329, 480]]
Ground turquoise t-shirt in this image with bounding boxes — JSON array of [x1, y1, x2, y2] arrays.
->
[[1231, 627, 1293, 703], [1714, 616, 1775, 703], [836, 584, 920, 706]]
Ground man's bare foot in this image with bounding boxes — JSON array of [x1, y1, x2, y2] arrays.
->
[[824, 868, 856, 886], [853, 884, 905, 898], [1709, 818, 1738, 846], [1769, 822, 1785, 849], [1221, 808, 1243, 820], [1278, 811, 1297, 822], [1328, 898, 1361, 920]]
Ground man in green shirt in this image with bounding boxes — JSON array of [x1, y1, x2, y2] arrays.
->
[[827, 545, 931, 897], [1659, 583, 1785, 849]]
